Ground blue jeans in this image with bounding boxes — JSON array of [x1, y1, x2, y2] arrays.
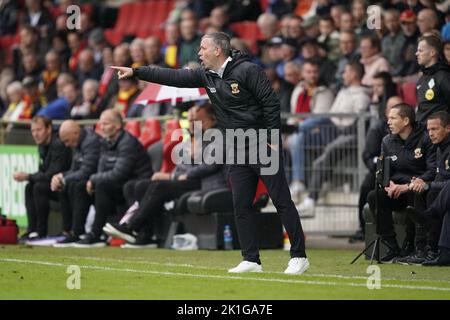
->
[[289, 117, 336, 183]]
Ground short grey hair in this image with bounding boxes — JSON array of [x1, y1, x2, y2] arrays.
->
[[203, 32, 231, 57]]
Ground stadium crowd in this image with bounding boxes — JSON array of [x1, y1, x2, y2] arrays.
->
[[1, 0, 450, 265]]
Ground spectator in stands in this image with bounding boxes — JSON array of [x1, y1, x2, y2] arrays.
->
[[103, 103, 228, 248], [366, 104, 436, 263], [417, 8, 440, 35], [208, 6, 235, 37], [262, 36, 283, 68], [227, 0, 262, 23], [279, 61, 302, 113], [287, 59, 335, 200], [300, 37, 336, 87], [299, 61, 371, 217], [37, 73, 75, 120], [14, 115, 71, 242], [279, 14, 293, 39], [2, 82, 25, 124], [287, 15, 304, 45], [162, 22, 181, 68], [0, 0, 19, 36], [130, 38, 147, 69], [416, 35, 450, 123], [20, 76, 44, 119], [21, 0, 54, 40], [349, 95, 403, 243], [397, 9, 421, 79], [267, 0, 296, 19], [51, 120, 101, 247], [276, 38, 301, 79], [144, 37, 168, 67], [339, 11, 354, 32], [370, 71, 398, 121], [335, 30, 360, 91], [399, 111, 450, 265], [352, 0, 370, 36], [76, 48, 103, 87], [382, 9, 406, 77], [74, 109, 153, 247], [110, 77, 140, 118], [67, 31, 86, 72], [179, 18, 202, 68], [88, 28, 108, 66], [302, 16, 320, 39], [70, 79, 99, 119], [318, 16, 340, 62], [330, 4, 346, 31], [359, 35, 390, 86], [256, 13, 279, 41], [17, 51, 43, 82], [51, 31, 70, 67], [40, 50, 62, 103]]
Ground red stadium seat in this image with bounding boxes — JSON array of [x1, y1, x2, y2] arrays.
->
[[139, 118, 162, 148], [161, 119, 182, 173], [400, 81, 417, 107], [125, 120, 141, 138]]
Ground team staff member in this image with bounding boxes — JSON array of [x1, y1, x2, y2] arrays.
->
[[367, 103, 436, 263], [13, 115, 72, 241], [111, 32, 309, 274], [51, 120, 101, 246], [416, 35, 450, 124]]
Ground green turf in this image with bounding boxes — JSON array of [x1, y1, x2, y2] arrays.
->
[[1, 245, 450, 299]]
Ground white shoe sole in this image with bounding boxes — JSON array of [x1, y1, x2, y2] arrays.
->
[[284, 260, 310, 275], [120, 243, 158, 249], [72, 242, 107, 248], [103, 223, 136, 244], [53, 242, 76, 248]]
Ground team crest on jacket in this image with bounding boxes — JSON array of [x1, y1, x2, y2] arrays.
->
[[414, 148, 423, 159], [230, 83, 240, 94]]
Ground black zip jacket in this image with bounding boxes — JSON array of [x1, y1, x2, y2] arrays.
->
[[431, 135, 450, 190], [63, 128, 101, 183], [28, 132, 72, 184], [362, 120, 389, 172], [416, 62, 450, 123], [381, 123, 436, 184], [90, 130, 153, 186], [134, 50, 281, 132]]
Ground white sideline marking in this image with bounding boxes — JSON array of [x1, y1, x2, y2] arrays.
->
[[1, 258, 450, 292], [57, 255, 450, 285]]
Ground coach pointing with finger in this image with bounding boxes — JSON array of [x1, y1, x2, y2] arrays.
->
[[111, 32, 309, 274]]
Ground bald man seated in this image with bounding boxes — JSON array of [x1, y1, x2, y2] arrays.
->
[[51, 120, 102, 247]]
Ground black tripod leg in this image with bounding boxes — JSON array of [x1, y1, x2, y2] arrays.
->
[[370, 238, 380, 264], [350, 238, 377, 264]]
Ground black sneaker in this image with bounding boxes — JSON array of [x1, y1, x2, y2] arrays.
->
[[348, 230, 365, 243], [422, 248, 450, 267], [73, 233, 107, 248], [380, 237, 401, 263], [103, 222, 137, 243], [405, 250, 427, 265], [395, 254, 415, 265], [53, 234, 79, 248]]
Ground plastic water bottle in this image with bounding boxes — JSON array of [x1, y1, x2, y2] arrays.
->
[[223, 224, 233, 250]]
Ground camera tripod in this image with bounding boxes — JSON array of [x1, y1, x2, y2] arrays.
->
[[351, 157, 396, 264]]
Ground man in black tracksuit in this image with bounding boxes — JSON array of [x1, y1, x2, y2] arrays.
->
[[416, 35, 450, 124], [367, 104, 436, 262], [13, 116, 72, 241], [50, 120, 101, 246], [74, 109, 153, 247], [112, 32, 309, 274]]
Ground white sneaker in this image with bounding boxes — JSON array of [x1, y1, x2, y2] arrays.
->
[[228, 261, 262, 273], [298, 197, 315, 217], [290, 181, 305, 202], [284, 257, 310, 275]]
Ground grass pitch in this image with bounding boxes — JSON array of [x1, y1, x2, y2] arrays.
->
[[1, 245, 450, 300]]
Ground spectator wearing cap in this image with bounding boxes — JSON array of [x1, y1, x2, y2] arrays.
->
[[417, 8, 440, 35], [359, 35, 390, 86], [261, 36, 283, 68], [382, 9, 406, 77], [300, 37, 337, 87], [397, 9, 421, 79], [275, 38, 301, 79], [302, 16, 320, 39], [335, 30, 360, 91], [318, 16, 340, 62]]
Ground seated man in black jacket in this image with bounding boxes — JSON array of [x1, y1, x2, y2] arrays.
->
[[50, 120, 101, 247], [13, 116, 72, 241], [367, 103, 436, 262], [103, 103, 228, 248], [74, 109, 153, 247]]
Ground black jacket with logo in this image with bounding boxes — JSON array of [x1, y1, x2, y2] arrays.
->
[[28, 132, 72, 184], [90, 130, 153, 186], [416, 62, 450, 124], [63, 128, 101, 183], [381, 123, 436, 184], [431, 135, 450, 190], [134, 50, 281, 132]]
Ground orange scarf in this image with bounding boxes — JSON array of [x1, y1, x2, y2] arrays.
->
[[116, 86, 138, 117], [42, 70, 59, 91]]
